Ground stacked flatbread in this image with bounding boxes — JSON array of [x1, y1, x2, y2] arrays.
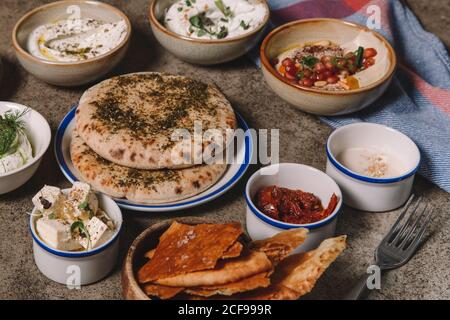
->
[[71, 72, 237, 203], [137, 221, 346, 300]]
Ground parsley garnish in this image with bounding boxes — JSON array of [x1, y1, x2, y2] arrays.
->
[[71, 221, 91, 250], [215, 0, 233, 17], [189, 13, 228, 39], [216, 26, 228, 39], [78, 200, 89, 210], [301, 55, 319, 68], [240, 20, 250, 30]]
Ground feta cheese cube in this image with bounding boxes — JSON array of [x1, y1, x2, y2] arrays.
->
[[32, 185, 63, 213], [36, 218, 82, 251], [79, 217, 109, 249], [68, 182, 98, 219]]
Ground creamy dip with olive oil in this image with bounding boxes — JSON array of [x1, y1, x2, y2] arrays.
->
[[27, 18, 127, 62], [164, 0, 267, 40]]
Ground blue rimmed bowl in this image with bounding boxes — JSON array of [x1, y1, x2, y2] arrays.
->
[[325, 123, 420, 212], [30, 189, 123, 285], [245, 163, 342, 252]]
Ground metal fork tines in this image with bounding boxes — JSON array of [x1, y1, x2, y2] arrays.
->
[[376, 196, 433, 269], [345, 195, 433, 300]]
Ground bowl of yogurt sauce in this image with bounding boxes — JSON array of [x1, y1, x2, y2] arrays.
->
[[325, 123, 421, 212], [0, 101, 51, 195], [149, 0, 270, 65], [12, 1, 132, 86]]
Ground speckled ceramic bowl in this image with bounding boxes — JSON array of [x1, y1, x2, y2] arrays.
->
[[148, 0, 270, 65], [260, 18, 396, 115], [12, 0, 132, 87]]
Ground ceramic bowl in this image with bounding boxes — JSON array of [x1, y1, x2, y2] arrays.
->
[[12, 0, 131, 87], [260, 18, 396, 115], [0, 101, 51, 194], [30, 189, 123, 285], [148, 0, 270, 65], [121, 216, 240, 300], [326, 123, 420, 212], [245, 163, 342, 252], [0, 58, 3, 85]]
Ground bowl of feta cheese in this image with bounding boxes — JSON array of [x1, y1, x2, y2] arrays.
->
[[12, 1, 131, 86], [0, 101, 51, 194], [149, 0, 270, 65], [29, 182, 123, 285]]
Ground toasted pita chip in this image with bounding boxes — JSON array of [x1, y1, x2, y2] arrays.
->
[[156, 250, 273, 287], [232, 235, 346, 300], [251, 228, 309, 264], [144, 249, 155, 259], [185, 271, 271, 297], [145, 241, 242, 261], [143, 284, 184, 300], [222, 241, 243, 259], [138, 222, 243, 283]]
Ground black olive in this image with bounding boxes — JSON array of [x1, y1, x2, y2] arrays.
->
[[39, 196, 52, 210]]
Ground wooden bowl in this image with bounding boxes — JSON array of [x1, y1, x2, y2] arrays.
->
[[121, 216, 244, 300]]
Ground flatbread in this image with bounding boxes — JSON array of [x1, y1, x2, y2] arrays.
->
[[185, 272, 271, 297], [233, 235, 347, 300], [143, 284, 184, 300], [155, 250, 273, 287], [70, 132, 227, 204], [138, 222, 243, 283], [251, 228, 309, 264], [76, 72, 237, 169]]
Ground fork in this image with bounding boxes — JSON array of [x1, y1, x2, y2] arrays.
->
[[345, 195, 433, 300]]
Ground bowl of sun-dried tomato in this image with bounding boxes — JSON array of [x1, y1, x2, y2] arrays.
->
[[245, 163, 342, 252]]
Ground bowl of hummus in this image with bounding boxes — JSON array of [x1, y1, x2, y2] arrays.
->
[[0, 101, 51, 194], [12, 0, 131, 86], [260, 18, 396, 115], [149, 0, 270, 65]]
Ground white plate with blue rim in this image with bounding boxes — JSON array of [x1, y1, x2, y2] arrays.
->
[[55, 105, 253, 212]]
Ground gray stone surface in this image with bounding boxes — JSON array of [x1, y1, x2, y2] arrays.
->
[[0, 0, 449, 300]]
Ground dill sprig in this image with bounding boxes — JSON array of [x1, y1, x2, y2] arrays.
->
[[0, 108, 30, 157]]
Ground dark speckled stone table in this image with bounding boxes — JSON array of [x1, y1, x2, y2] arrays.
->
[[0, 0, 449, 300]]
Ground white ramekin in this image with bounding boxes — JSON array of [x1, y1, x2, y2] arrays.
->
[[29, 190, 123, 285], [245, 163, 342, 252], [326, 123, 421, 212], [0, 101, 51, 194]]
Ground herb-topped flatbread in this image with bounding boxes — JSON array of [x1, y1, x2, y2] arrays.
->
[[70, 132, 227, 204], [75, 72, 237, 170]]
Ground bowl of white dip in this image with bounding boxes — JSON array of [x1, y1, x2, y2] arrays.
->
[[12, 1, 131, 86], [0, 101, 51, 194], [149, 0, 270, 65], [325, 123, 420, 212]]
